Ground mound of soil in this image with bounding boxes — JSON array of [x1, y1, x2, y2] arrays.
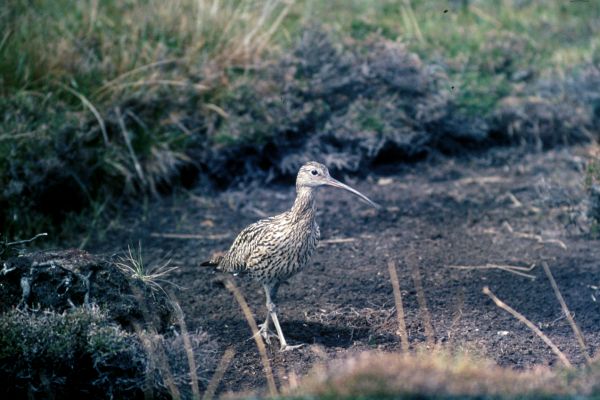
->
[[0, 249, 173, 333]]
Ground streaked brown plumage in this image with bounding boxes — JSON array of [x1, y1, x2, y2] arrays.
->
[[202, 161, 378, 351]]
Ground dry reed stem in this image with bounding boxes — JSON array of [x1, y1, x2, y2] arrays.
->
[[387, 260, 409, 352], [482, 286, 573, 368], [170, 299, 201, 400], [224, 279, 278, 397], [409, 254, 435, 347], [449, 263, 537, 280], [542, 262, 591, 364], [202, 347, 235, 400]]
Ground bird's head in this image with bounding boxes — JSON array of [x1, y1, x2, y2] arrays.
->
[[296, 161, 379, 208]]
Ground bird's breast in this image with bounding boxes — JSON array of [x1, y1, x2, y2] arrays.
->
[[250, 219, 319, 283]]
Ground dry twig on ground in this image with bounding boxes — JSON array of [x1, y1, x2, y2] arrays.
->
[[482, 286, 572, 368], [542, 262, 591, 364]]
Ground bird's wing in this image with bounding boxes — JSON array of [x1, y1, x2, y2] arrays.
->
[[222, 216, 280, 273]]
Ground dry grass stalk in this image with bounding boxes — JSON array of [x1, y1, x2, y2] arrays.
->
[[387, 260, 409, 352], [455, 175, 507, 186], [409, 254, 435, 347], [150, 232, 232, 241], [318, 237, 357, 246], [5, 232, 48, 246], [58, 83, 109, 145], [449, 263, 537, 280], [482, 286, 572, 368], [224, 279, 278, 397], [542, 262, 591, 364], [170, 299, 201, 400], [116, 106, 146, 186], [202, 347, 235, 400]]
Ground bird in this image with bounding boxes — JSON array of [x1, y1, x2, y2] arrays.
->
[[201, 161, 378, 351]]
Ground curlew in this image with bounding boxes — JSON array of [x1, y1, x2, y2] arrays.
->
[[201, 161, 378, 351]]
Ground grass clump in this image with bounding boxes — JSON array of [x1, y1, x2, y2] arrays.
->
[[0, 0, 293, 240], [290, 350, 600, 399], [115, 242, 179, 295]]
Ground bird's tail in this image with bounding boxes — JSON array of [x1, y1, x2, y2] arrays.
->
[[200, 254, 223, 268]]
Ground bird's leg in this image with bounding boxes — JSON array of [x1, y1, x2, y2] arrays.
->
[[264, 283, 302, 352], [257, 284, 277, 344]]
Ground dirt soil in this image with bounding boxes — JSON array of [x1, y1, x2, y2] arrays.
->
[[92, 145, 600, 396]]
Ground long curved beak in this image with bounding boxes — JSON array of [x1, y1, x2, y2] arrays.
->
[[324, 177, 380, 209]]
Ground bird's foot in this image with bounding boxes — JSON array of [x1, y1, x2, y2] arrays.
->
[[279, 343, 303, 352]]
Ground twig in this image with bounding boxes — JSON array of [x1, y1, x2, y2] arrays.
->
[[542, 262, 591, 364], [514, 232, 567, 250], [449, 263, 537, 280], [202, 348, 235, 400], [6, 232, 48, 247], [224, 279, 278, 397], [387, 260, 409, 352], [455, 175, 507, 186], [482, 286, 572, 368], [150, 232, 231, 240]]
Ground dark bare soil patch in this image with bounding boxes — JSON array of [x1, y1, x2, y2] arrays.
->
[[88, 144, 600, 396]]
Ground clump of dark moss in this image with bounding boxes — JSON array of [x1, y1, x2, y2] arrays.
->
[[0, 307, 145, 399], [0, 250, 217, 399], [0, 306, 216, 399]]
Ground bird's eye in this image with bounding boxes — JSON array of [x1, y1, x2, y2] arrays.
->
[[311, 170, 318, 176]]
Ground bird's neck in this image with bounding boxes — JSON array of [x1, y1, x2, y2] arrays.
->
[[290, 186, 316, 222]]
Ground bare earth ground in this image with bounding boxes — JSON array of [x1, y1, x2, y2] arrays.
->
[[93, 146, 600, 396]]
